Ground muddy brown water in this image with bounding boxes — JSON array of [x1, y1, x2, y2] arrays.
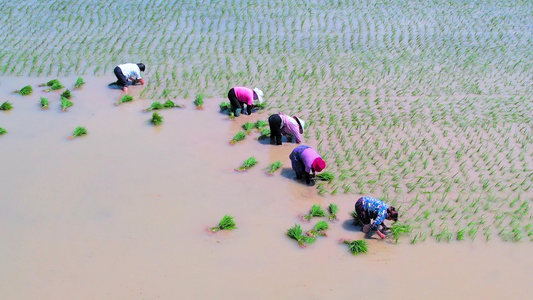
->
[[0, 76, 531, 299]]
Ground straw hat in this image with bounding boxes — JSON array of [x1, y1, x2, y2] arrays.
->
[[253, 88, 264, 103], [293, 116, 305, 134]]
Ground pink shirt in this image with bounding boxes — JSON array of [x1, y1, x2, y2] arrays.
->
[[301, 147, 321, 173], [233, 87, 254, 105], [279, 113, 302, 143]]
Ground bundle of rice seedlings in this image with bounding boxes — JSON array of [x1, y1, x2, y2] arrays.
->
[[116, 94, 133, 106], [209, 215, 237, 232], [266, 160, 282, 175], [328, 203, 339, 221], [0, 127, 7, 135], [228, 112, 235, 120], [255, 102, 267, 110], [341, 239, 368, 255], [61, 97, 73, 111], [317, 172, 335, 182], [163, 99, 184, 108], [230, 131, 246, 145], [302, 204, 327, 221], [15, 85, 33, 95], [194, 94, 204, 109], [258, 128, 270, 140], [68, 126, 87, 139], [144, 101, 163, 112], [287, 224, 316, 247], [40, 79, 64, 91], [60, 89, 72, 99], [39, 79, 60, 87], [40, 97, 49, 109], [255, 120, 268, 129], [219, 101, 231, 112], [236, 156, 258, 171], [0, 101, 13, 111], [74, 77, 85, 89], [242, 122, 255, 134], [150, 112, 163, 125], [390, 223, 412, 244], [308, 220, 329, 237]]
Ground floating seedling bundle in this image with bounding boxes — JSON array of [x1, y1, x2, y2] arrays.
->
[[230, 131, 246, 145], [150, 112, 163, 125], [68, 126, 87, 139], [219, 101, 231, 112], [328, 203, 339, 221], [265, 160, 282, 175], [236, 156, 258, 171], [302, 204, 327, 221], [0, 127, 6, 135], [40, 97, 49, 109], [317, 172, 335, 182], [74, 77, 85, 89], [144, 101, 163, 112], [15, 85, 32, 95], [116, 95, 133, 106], [60, 89, 72, 99], [258, 128, 270, 140], [194, 94, 204, 109], [209, 215, 237, 232], [0, 101, 13, 111], [286, 224, 316, 247], [242, 122, 255, 134], [307, 220, 329, 237], [341, 239, 368, 255], [255, 120, 268, 130], [40, 79, 64, 91], [61, 97, 73, 111], [163, 99, 184, 109]]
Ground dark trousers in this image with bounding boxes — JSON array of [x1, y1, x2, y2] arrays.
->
[[114, 66, 127, 87], [228, 88, 252, 115], [355, 198, 371, 225], [268, 114, 282, 145]]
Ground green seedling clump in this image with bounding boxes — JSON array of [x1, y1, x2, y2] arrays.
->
[[242, 122, 255, 134], [328, 203, 339, 221], [390, 223, 412, 244], [302, 204, 327, 221], [61, 97, 73, 111], [228, 112, 235, 120], [230, 131, 246, 145], [116, 94, 133, 105], [220, 101, 231, 111], [210, 215, 237, 232], [255, 102, 267, 110], [194, 94, 204, 109], [144, 101, 163, 112], [40, 79, 64, 91], [0, 127, 7, 135], [308, 220, 329, 237], [0, 101, 13, 111], [255, 120, 268, 129], [163, 99, 184, 108], [69, 126, 87, 139], [15, 85, 32, 95], [317, 172, 335, 182], [61, 89, 72, 99], [266, 160, 282, 175], [150, 112, 163, 125], [40, 97, 49, 109], [342, 239, 368, 255], [236, 156, 258, 171], [258, 128, 271, 140], [287, 224, 316, 247], [74, 77, 85, 89], [39, 79, 61, 87]]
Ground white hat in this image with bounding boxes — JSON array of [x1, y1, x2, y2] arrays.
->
[[293, 116, 305, 134], [253, 88, 264, 104]]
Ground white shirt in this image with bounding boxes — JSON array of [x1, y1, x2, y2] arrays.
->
[[118, 63, 142, 80]]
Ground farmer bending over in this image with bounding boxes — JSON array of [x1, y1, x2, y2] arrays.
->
[[227, 86, 263, 117], [113, 63, 146, 93], [289, 145, 326, 186], [354, 196, 398, 239], [268, 113, 305, 145]]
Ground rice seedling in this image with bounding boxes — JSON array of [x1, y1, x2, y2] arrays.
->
[[242, 122, 255, 134], [258, 128, 270, 140], [255, 120, 268, 129], [302, 204, 327, 221], [116, 94, 133, 106], [74, 77, 85, 89], [15, 85, 32, 95], [209, 215, 237, 232], [230, 131, 246, 145], [236, 156, 258, 171], [255, 101, 267, 110], [68, 126, 87, 139], [194, 93, 204, 109], [390, 223, 412, 244], [219, 101, 231, 112], [308, 220, 329, 237], [61, 97, 73, 111], [317, 172, 335, 183], [60, 89, 72, 99], [0, 127, 6, 135], [328, 203, 339, 221], [150, 112, 163, 125], [163, 99, 184, 108], [286, 224, 316, 247], [0, 101, 13, 111], [40, 79, 64, 91], [40, 97, 49, 109], [39, 79, 60, 87], [341, 239, 368, 255], [144, 101, 163, 112], [228, 112, 235, 120]]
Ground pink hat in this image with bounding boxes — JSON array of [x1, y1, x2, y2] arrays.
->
[[312, 158, 326, 172]]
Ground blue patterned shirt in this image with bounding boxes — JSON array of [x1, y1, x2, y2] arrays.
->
[[361, 196, 389, 231]]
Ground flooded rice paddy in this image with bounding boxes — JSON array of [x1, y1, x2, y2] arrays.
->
[[1, 0, 532, 298]]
